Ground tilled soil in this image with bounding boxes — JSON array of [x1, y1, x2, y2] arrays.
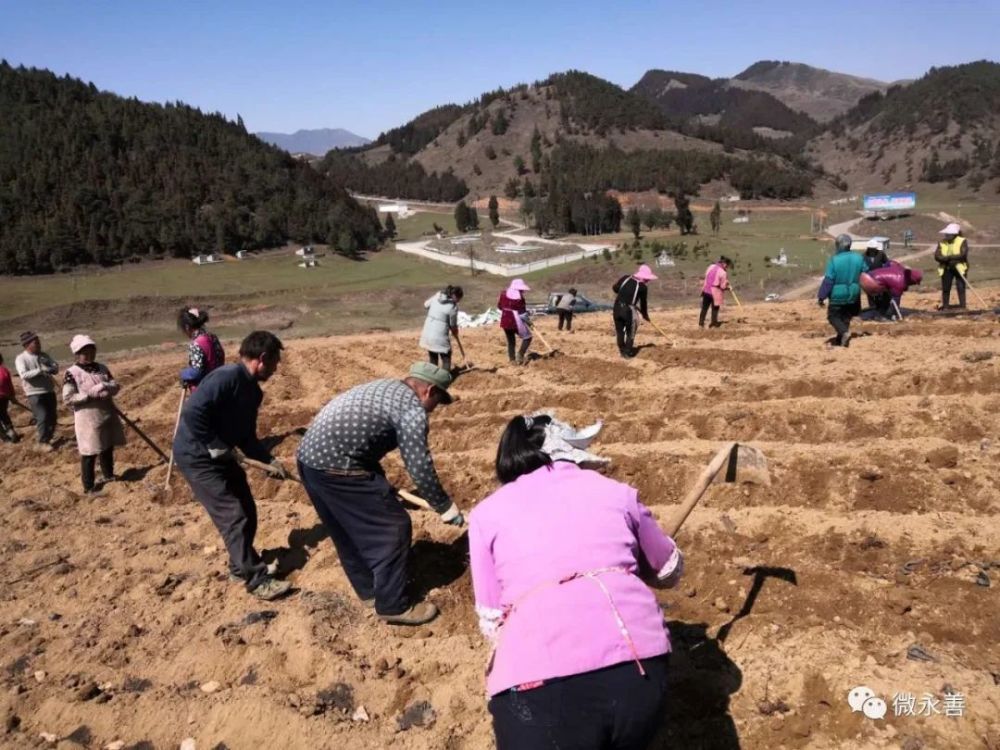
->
[[1, 296, 999, 749]]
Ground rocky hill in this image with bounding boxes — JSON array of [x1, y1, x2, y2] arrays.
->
[[807, 60, 1000, 192], [732, 60, 890, 122], [325, 71, 818, 204]]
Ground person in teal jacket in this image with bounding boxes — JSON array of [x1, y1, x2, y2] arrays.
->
[[817, 234, 866, 347]]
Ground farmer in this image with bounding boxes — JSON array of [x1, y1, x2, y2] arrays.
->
[[62, 335, 126, 494], [818, 234, 865, 347], [556, 288, 578, 332], [172, 330, 291, 601], [470, 413, 683, 749], [297, 362, 463, 626], [0, 353, 19, 443], [15, 331, 59, 450], [178, 307, 225, 388], [934, 222, 969, 310], [699, 255, 731, 328], [613, 264, 656, 358], [419, 284, 464, 371], [498, 278, 532, 365], [863, 261, 924, 320]]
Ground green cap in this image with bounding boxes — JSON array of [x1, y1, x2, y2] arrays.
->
[[408, 361, 454, 404]]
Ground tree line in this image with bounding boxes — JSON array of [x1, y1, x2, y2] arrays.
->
[[0, 62, 382, 274], [319, 151, 469, 202]]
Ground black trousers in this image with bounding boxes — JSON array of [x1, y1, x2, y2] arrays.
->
[[81, 448, 114, 491], [177, 458, 266, 589], [941, 266, 967, 308], [613, 308, 636, 355], [504, 329, 532, 362], [0, 398, 17, 441], [557, 310, 574, 330], [827, 301, 859, 344], [699, 292, 719, 326], [298, 462, 412, 615], [489, 656, 669, 750], [428, 351, 452, 371], [28, 392, 57, 444]]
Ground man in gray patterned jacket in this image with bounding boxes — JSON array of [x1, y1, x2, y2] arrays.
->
[[296, 362, 462, 626]]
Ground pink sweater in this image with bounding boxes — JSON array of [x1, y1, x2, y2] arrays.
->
[[469, 462, 679, 696], [702, 263, 729, 306]]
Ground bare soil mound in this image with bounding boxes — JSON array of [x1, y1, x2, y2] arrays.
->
[[2, 297, 999, 749]]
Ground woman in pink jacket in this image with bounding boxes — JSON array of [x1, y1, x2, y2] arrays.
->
[[469, 414, 683, 749], [699, 256, 731, 328]]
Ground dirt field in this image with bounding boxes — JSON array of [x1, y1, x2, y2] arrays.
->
[[2, 293, 999, 750]]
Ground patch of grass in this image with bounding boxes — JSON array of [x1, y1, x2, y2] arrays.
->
[[392, 211, 460, 242]]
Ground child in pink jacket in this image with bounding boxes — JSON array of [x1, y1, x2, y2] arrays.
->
[[469, 413, 683, 749], [699, 255, 731, 328]]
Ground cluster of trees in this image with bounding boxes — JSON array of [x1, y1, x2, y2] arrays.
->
[[0, 62, 382, 274], [520, 189, 623, 236], [542, 142, 813, 200], [374, 104, 465, 155], [320, 151, 468, 202], [544, 71, 668, 134], [453, 200, 480, 232]]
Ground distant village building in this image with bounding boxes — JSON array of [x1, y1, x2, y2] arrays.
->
[[655, 252, 675, 267], [378, 203, 413, 218], [295, 245, 315, 257], [235, 250, 246, 260], [733, 216, 750, 224], [192, 253, 223, 265], [298, 257, 319, 269]]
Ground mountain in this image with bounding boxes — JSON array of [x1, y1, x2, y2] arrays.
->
[[320, 70, 819, 209], [807, 60, 1000, 192], [731, 61, 890, 123], [631, 69, 818, 141], [0, 63, 382, 274], [254, 127, 370, 155]]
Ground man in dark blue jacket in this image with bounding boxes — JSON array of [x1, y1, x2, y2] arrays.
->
[[173, 330, 291, 600], [818, 234, 865, 347]]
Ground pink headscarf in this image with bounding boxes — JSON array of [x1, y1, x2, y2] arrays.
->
[[506, 278, 530, 301]]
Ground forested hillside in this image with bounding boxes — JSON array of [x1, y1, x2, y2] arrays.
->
[[0, 62, 383, 275], [810, 60, 1000, 191]]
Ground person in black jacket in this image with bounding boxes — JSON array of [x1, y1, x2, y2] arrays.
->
[[173, 330, 292, 601], [612, 264, 657, 358]]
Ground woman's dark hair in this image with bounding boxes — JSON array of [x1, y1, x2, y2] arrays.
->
[[177, 307, 209, 332], [444, 285, 464, 301], [496, 415, 553, 484], [239, 330, 284, 362]]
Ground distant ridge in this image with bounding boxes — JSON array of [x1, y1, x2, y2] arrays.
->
[[255, 128, 371, 155]]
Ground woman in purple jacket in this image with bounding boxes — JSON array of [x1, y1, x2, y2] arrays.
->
[[469, 413, 683, 749]]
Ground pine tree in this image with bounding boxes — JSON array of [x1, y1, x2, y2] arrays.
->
[[488, 195, 500, 228], [710, 201, 722, 235], [530, 127, 543, 173], [454, 201, 471, 233], [384, 212, 396, 238], [628, 207, 641, 240]]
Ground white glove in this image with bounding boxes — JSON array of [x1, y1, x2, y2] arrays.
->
[[207, 438, 233, 461]]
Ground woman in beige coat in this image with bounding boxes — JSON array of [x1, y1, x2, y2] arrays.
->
[[62, 335, 126, 493]]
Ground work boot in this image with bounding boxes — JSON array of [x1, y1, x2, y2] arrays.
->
[[515, 353, 524, 366], [379, 602, 439, 626], [841, 331, 852, 348], [250, 576, 292, 601]]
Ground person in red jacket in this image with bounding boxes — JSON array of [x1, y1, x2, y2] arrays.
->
[[498, 278, 533, 365], [0, 353, 20, 442]]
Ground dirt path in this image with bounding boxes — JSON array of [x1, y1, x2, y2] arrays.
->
[[1, 298, 998, 749]]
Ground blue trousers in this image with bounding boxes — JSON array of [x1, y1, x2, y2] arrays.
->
[[298, 462, 412, 615]]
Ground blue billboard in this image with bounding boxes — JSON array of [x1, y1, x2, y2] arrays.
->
[[863, 192, 917, 211]]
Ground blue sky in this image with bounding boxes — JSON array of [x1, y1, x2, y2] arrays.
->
[[2, 0, 998, 137]]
